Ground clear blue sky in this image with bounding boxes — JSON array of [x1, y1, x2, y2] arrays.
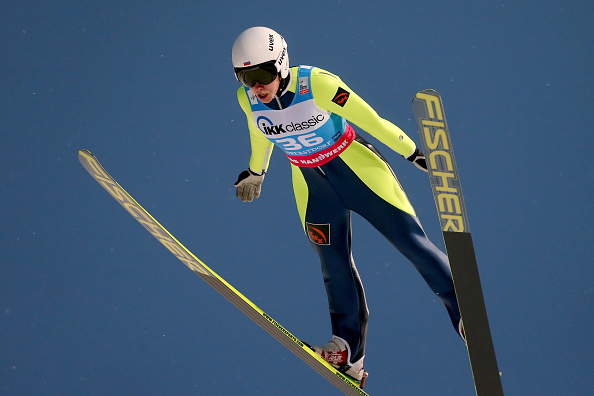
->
[[2, 1, 592, 395]]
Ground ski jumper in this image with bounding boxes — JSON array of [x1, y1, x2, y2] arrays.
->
[[237, 65, 461, 364]]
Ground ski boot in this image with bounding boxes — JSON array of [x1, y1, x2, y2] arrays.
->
[[312, 336, 368, 387]]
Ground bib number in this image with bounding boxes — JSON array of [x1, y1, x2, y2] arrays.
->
[[276, 133, 324, 151]]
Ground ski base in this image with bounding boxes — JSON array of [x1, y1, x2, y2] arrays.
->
[[444, 231, 503, 395], [78, 149, 369, 396], [412, 90, 504, 396]]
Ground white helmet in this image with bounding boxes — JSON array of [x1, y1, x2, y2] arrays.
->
[[232, 26, 289, 86]]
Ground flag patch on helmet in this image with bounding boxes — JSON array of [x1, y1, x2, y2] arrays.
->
[[331, 87, 350, 107], [243, 61, 251, 66]]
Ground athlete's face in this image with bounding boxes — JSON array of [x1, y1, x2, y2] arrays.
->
[[249, 76, 280, 104]]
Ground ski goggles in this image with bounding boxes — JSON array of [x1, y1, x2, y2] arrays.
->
[[235, 61, 279, 88]]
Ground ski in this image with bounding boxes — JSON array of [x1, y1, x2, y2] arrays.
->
[[78, 149, 369, 396], [412, 91, 504, 396]]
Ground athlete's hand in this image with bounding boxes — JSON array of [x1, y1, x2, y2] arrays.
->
[[407, 148, 428, 172], [234, 169, 265, 202]]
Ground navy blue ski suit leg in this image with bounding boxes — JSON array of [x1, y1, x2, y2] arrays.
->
[[291, 136, 461, 363]]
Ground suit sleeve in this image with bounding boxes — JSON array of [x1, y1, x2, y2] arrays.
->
[[310, 68, 417, 158], [237, 87, 274, 174]]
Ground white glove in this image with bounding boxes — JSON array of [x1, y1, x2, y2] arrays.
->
[[234, 169, 265, 202]]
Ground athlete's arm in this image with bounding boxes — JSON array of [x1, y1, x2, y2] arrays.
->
[[237, 87, 274, 174], [310, 68, 417, 158]]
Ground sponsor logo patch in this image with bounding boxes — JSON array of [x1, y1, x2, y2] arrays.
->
[[248, 91, 259, 105], [331, 87, 350, 107], [299, 77, 309, 95], [255, 114, 325, 135], [306, 223, 330, 245]]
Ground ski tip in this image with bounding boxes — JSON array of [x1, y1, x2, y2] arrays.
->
[[78, 150, 97, 162], [78, 150, 99, 168], [412, 88, 440, 102], [419, 88, 439, 94]]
